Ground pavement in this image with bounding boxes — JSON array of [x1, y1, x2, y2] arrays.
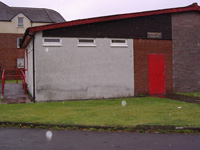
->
[[1, 83, 31, 104], [0, 128, 199, 150], [166, 94, 200, 105]]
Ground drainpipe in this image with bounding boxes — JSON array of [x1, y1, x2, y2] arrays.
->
[[32, 35, 36, 102], [21, 29, 36, 102]]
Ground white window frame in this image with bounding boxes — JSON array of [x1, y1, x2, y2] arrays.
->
[[43, 38, 62, 47], [110, 39, 128, 47], [18, 17, 24, 27], [17, 37, 22, 48], [78, 38, 96, 47], [17, 58, 24, 68]]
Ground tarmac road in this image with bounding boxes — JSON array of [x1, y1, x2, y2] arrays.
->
[[0, 128, 199, 150]]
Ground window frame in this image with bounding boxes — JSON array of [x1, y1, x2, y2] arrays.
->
[[17, 58, 24, 68], [18, 17, 24, 27], [17, 37, 22, 48], [77, 38, 96, 47], [43, 38, 62, 47], [110, 39, 128, 47]]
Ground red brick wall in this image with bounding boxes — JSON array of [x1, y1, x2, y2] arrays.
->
[[172, 12, 200, 92], [0, 33, 24, 79], [134, 39, 173, 96]]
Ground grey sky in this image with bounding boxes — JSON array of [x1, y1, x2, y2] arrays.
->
[[1, 0, 197, 21]]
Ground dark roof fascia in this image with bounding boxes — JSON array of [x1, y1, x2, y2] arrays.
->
[[31, 21, 55, 23], [0, 20, 11, 22], [0, 15, 54, 23], [21, 3, 200, 48]]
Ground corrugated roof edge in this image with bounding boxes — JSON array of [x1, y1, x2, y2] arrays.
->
[[21, 3, 200, 48]]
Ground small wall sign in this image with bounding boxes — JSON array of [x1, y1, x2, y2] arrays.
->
[[147, 32, 162, 39]]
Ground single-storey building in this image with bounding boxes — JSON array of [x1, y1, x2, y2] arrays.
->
[[21, 3, 200, 102]]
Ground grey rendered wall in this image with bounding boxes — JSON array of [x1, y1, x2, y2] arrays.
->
[[172, 12, 200, 92], [34, 32, 134, 101]]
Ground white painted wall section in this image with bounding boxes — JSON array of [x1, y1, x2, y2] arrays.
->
[[34, 32, 134, 101], [25, 39, 34, 95]]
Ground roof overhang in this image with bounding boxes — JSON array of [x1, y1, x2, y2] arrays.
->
[[21, 3, 200, 48]]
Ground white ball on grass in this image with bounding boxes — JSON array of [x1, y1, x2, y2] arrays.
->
[[121, 100, 127, 107]]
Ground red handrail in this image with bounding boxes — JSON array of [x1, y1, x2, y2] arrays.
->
[[1, 69, 5, 95], [21, 70, 26, 95], [1, 69, 27, 95]]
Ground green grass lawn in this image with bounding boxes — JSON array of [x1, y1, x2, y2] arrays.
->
[[0, 80, 2, 101], [4, 80, 22, 83], [0, 97, 199, 127], [178, 92, 200, 98]]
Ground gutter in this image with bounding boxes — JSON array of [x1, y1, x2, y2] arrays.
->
[[20, 28, 30, 49]]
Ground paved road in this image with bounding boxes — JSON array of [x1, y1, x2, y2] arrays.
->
[[0, 128, 199, 150]]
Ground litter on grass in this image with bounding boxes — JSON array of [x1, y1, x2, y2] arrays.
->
[[121, 100, 127, 107]]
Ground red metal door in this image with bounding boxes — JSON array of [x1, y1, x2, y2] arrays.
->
[[148, 54, 165, 95]]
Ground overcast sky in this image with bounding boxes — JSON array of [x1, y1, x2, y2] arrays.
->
[[1, 0, 198, 21]]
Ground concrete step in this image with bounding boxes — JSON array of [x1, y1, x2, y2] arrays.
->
[[2, 83, 32, 104]]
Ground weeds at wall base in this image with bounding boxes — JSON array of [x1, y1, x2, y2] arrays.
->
[[26, 89, 35, 103], [0, 122, 199, 134]]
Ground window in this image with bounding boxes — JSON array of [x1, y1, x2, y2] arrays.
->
[[78, 38, 96, 47], [110, 39, 128, 47], [17, 58, 24, 68], [43, 38, 62, 46], [17, 37, 22, 48], [44, 39, 60, 43], [18, 17, 24, 27]]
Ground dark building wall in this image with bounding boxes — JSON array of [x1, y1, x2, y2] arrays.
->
[[134, 39, 173, 96], [172, 12, 200, 92], [43, 14, 172, 40], [0, 33, 24, 78]]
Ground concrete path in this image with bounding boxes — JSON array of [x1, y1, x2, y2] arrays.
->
[[2, 83, 31, 104], [0, 128, 199, 150], [166, 94, 200, 105]]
